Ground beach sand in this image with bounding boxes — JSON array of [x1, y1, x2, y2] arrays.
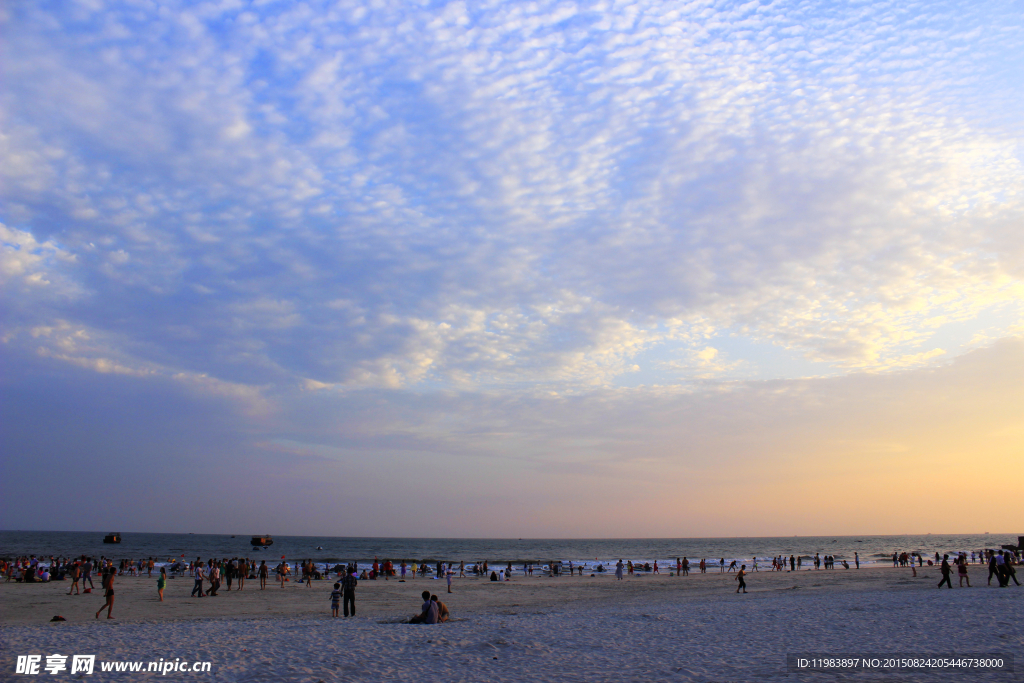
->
[[2, 566, 1020, 681]]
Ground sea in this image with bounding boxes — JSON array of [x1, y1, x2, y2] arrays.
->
[[1, 531, 1019, 571]]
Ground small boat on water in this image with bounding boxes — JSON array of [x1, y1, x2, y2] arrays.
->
[[251, 535, 273, 547], [103, 532, 121, 544]]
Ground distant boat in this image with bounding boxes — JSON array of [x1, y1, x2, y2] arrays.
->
[[251, 535, 274, 547], [103, 532, 121, 544]]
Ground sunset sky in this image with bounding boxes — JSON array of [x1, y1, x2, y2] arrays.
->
[[2, 0, 1022, 537]]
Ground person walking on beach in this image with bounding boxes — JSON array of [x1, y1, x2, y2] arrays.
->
[[342, 568, 357, 617], [937, 554, 953, 589], [95, 569, 115, 619], [158, 566, 167, 601], [446, 566, 453, 593], [994, 551, 1010, 587], [258, 561, 268, 589], [616, 560, 624, 580], [1005, 555, 1021, 586], [735, 565, 747, 593], [855, 552, 859, 569], [191, 561, 205, 597]]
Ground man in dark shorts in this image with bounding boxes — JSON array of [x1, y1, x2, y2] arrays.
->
[[735, 565, 748, 593], [341, 568, 358, 617]]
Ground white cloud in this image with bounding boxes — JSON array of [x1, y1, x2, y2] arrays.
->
[[1, 0, 1022, 397]]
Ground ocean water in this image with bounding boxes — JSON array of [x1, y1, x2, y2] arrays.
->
[[1, 531, 1019, 571]]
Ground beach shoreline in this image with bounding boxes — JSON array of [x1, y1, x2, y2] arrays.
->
[[0, 560, 1006, 626]]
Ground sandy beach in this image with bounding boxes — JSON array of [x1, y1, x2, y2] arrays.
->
[[3, 565, 1020, 681]]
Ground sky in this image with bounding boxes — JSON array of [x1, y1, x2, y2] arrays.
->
[[1, 0, 1022, 538]]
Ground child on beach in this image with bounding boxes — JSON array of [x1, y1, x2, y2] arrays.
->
[[330, 583, 342, 617]]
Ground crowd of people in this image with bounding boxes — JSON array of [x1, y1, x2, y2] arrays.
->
[[3, 545, 1019, 622]]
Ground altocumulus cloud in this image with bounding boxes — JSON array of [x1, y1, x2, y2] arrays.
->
[[2, 0, 1022, 395]]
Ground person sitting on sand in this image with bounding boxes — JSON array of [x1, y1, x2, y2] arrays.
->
[[409, 590, 439, 624], [431, 594, 450, 623]]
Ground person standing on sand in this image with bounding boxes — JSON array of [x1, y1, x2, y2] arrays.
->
[[158, 566, 167, 601], [735, 565, 747, 593], [209, 560, 221, 596], [957, 556, 970, 587], [258, 561, 268, 589], [855, 552, 859, 569], [67, 562, 80, 595], [719, 558, 725, 573], [937, 554, 953, 589], [616, 560, 624, 580], [95, 569, 115, 619], [342, 568, 357, 617], [790, 555, 795, 571], [447, 566, 453, 593], [83, 559, 94, 590], [330, 582, 341, 617]]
